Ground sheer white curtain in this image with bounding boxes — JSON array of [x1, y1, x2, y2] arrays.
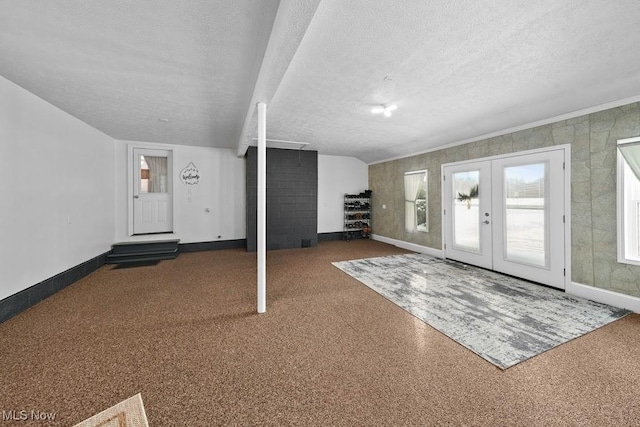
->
[[404, 172, 424, 233], [144, 156, 168, 193]]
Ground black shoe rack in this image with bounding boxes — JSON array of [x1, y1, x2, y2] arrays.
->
[[344, 190, 372, 241]]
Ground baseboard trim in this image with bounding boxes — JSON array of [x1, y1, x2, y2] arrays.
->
[[567, 282, 640, 313], [318, 232, 344, 242], [371, 234, 444, 258], [179, 239, 247, 253], [0, 252, 110, 324], [368, 236, 639, 313]]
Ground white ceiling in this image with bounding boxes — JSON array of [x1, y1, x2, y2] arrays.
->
[[0, 0, 279, 149], [2, 0, 640, 164]]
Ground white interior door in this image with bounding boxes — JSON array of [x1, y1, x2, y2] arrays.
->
[[133, 148, 173, 235], [443, 148, 566, 289]]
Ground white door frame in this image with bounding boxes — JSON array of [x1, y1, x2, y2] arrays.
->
[[441, 144, 571, 290], [127, 144, 176, 237]]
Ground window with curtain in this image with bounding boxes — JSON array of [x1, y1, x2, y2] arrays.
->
[[404, 170, 428, 233], [617, 137, 640, 265]]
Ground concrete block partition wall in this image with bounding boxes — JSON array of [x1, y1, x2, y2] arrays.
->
[[246, 147, 318, 251]]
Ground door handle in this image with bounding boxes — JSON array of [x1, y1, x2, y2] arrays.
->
[[483, 220, 490, 224], [134, 195, 139, 199]]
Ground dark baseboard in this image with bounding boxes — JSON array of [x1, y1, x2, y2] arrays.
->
[[318, 232, 345, 241], [1, 239, 248, 324], [0, 252, 109, 324], [318, 232, 372, 241], [179, 239, 247, 253]]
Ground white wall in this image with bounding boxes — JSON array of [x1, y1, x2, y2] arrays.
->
[[318, 154, 368, 233], [115, 140, 246, 243], [0, 75, 115, 301], [0, 88, 363, 303]]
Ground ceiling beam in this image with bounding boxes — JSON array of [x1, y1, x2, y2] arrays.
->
[[236, 0, 322, 158]]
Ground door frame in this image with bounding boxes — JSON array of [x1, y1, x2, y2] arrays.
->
[[441, 144, 571, 290], [127, 144, 176, 237]]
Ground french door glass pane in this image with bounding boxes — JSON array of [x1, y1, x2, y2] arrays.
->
[[453, 171, 480, 252], [504, 163, 547, 267]]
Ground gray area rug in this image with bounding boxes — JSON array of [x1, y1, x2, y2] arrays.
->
[[332, 253, 630, 369]]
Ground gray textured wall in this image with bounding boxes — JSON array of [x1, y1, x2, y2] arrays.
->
[[369, 102, 640, 297], [246, 147, 318, 251]]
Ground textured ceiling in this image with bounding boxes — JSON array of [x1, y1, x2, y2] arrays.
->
[[1, 1, 640, 163], [0, 0, 279, 149], [263, 0, 640, 163]]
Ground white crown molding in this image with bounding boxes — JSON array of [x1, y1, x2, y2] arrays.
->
[[368, 95, 640, 166]]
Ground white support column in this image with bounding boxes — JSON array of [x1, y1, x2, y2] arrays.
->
[[257, 102, 267, 314]]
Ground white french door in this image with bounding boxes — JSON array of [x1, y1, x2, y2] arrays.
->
[[443, 160, 493, 269], [132, 148, 173, 235], [443, 148, 566, 289]]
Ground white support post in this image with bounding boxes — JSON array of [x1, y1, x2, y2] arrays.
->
[[257, 102, 267, 314]]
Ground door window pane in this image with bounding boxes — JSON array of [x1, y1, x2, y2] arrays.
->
[[139, 155, 150, 193], [140, 155, 168, 193], [453, 171, 480, 252], [503, 163, 547, 267]]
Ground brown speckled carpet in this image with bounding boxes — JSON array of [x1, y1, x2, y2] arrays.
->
[[1, 240, 639, 426]]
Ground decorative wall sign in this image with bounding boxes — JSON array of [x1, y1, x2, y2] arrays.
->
[[180, 162, 200, 185]]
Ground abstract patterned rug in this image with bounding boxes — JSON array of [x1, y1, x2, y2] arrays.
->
[[333, 253, 630, 369], [73, 394, 149, 427]]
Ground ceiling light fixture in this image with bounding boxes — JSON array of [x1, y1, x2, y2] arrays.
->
[[371, 104, 398, 117]]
